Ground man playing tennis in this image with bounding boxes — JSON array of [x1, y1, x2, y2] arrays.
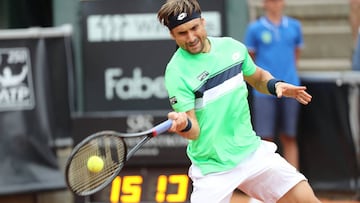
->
[[158, 0, 321, 202]]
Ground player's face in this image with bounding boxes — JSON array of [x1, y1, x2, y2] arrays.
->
[[170, 18, 209, 54]]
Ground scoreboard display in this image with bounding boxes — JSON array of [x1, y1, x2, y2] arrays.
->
[[90, 167, 191, 203]]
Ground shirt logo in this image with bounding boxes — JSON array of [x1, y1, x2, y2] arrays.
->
[[197, 71, 209, 81], [261, 31, 272, 44], [232, 52, 240, 61], [169, 96, 178, 105], [177, 13, 188, 21]]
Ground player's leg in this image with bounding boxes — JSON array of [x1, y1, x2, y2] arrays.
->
[[188, 140, 292, 203], [248, 197, 263, 203], [277, 180, 321, 203], [188, 165, 235, 203], [279, 98, 300, 169], [238, 141, 319, 203]]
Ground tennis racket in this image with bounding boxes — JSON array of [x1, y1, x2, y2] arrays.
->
[[65, 119, 173, 196]]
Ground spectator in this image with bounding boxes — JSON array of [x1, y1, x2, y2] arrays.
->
[[350, 0, 360, 70], [244, 0, 303, 169]]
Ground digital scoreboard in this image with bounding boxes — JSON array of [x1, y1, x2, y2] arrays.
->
[[89, 167, 191, 203]]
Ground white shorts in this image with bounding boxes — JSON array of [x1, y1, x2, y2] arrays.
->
[[188, 140, 307, 203]]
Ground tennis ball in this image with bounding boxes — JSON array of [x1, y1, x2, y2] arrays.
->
[[87, 155, 104, 173]]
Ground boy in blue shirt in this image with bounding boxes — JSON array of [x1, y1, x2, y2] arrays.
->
[[244, 0, 303, 170]]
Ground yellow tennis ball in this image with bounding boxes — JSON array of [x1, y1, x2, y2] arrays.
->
[[87, 155, 104, 173]]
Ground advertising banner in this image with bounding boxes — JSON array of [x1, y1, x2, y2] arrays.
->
[[81, 0, 225, 112], [0, 25, 73, 194]]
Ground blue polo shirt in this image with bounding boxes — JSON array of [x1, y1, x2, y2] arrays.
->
[[244, 16, 303, 97]]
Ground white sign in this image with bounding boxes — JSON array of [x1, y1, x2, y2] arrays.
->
[[87, 12, 222, 42], [0, 48, 35, 111], [105, 67, 167, 100]]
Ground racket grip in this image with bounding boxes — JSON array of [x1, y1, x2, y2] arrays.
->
[[153, 119, 173, 135]]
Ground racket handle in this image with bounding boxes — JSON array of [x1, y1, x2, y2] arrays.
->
[[152, 119, 173, 135]]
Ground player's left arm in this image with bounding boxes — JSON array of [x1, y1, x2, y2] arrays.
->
[[274, 81, 312, 105], [244, 66, 312, 105], [244, 66, 273, 94]]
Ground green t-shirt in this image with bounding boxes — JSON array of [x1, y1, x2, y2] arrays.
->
[[165, 37, 261, 175]]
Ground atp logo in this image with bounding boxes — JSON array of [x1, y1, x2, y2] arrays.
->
[[0, 48, 35, 111]]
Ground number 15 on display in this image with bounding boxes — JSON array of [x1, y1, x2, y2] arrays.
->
[[109, 174, 190, 203]]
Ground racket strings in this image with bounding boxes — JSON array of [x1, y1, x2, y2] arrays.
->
[[70, 162, 120, 193], [67, 135, 126, 194]]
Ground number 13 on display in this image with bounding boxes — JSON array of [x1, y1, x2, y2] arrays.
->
[[109, 174, 190, 203]]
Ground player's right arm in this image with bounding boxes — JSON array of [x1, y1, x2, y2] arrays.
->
[[168, 109, 200, 140]]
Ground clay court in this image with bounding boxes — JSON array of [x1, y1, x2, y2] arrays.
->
[[230, 191, 360, 203]]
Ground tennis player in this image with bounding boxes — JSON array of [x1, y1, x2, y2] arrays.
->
[[158, 0, 321, 202]]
